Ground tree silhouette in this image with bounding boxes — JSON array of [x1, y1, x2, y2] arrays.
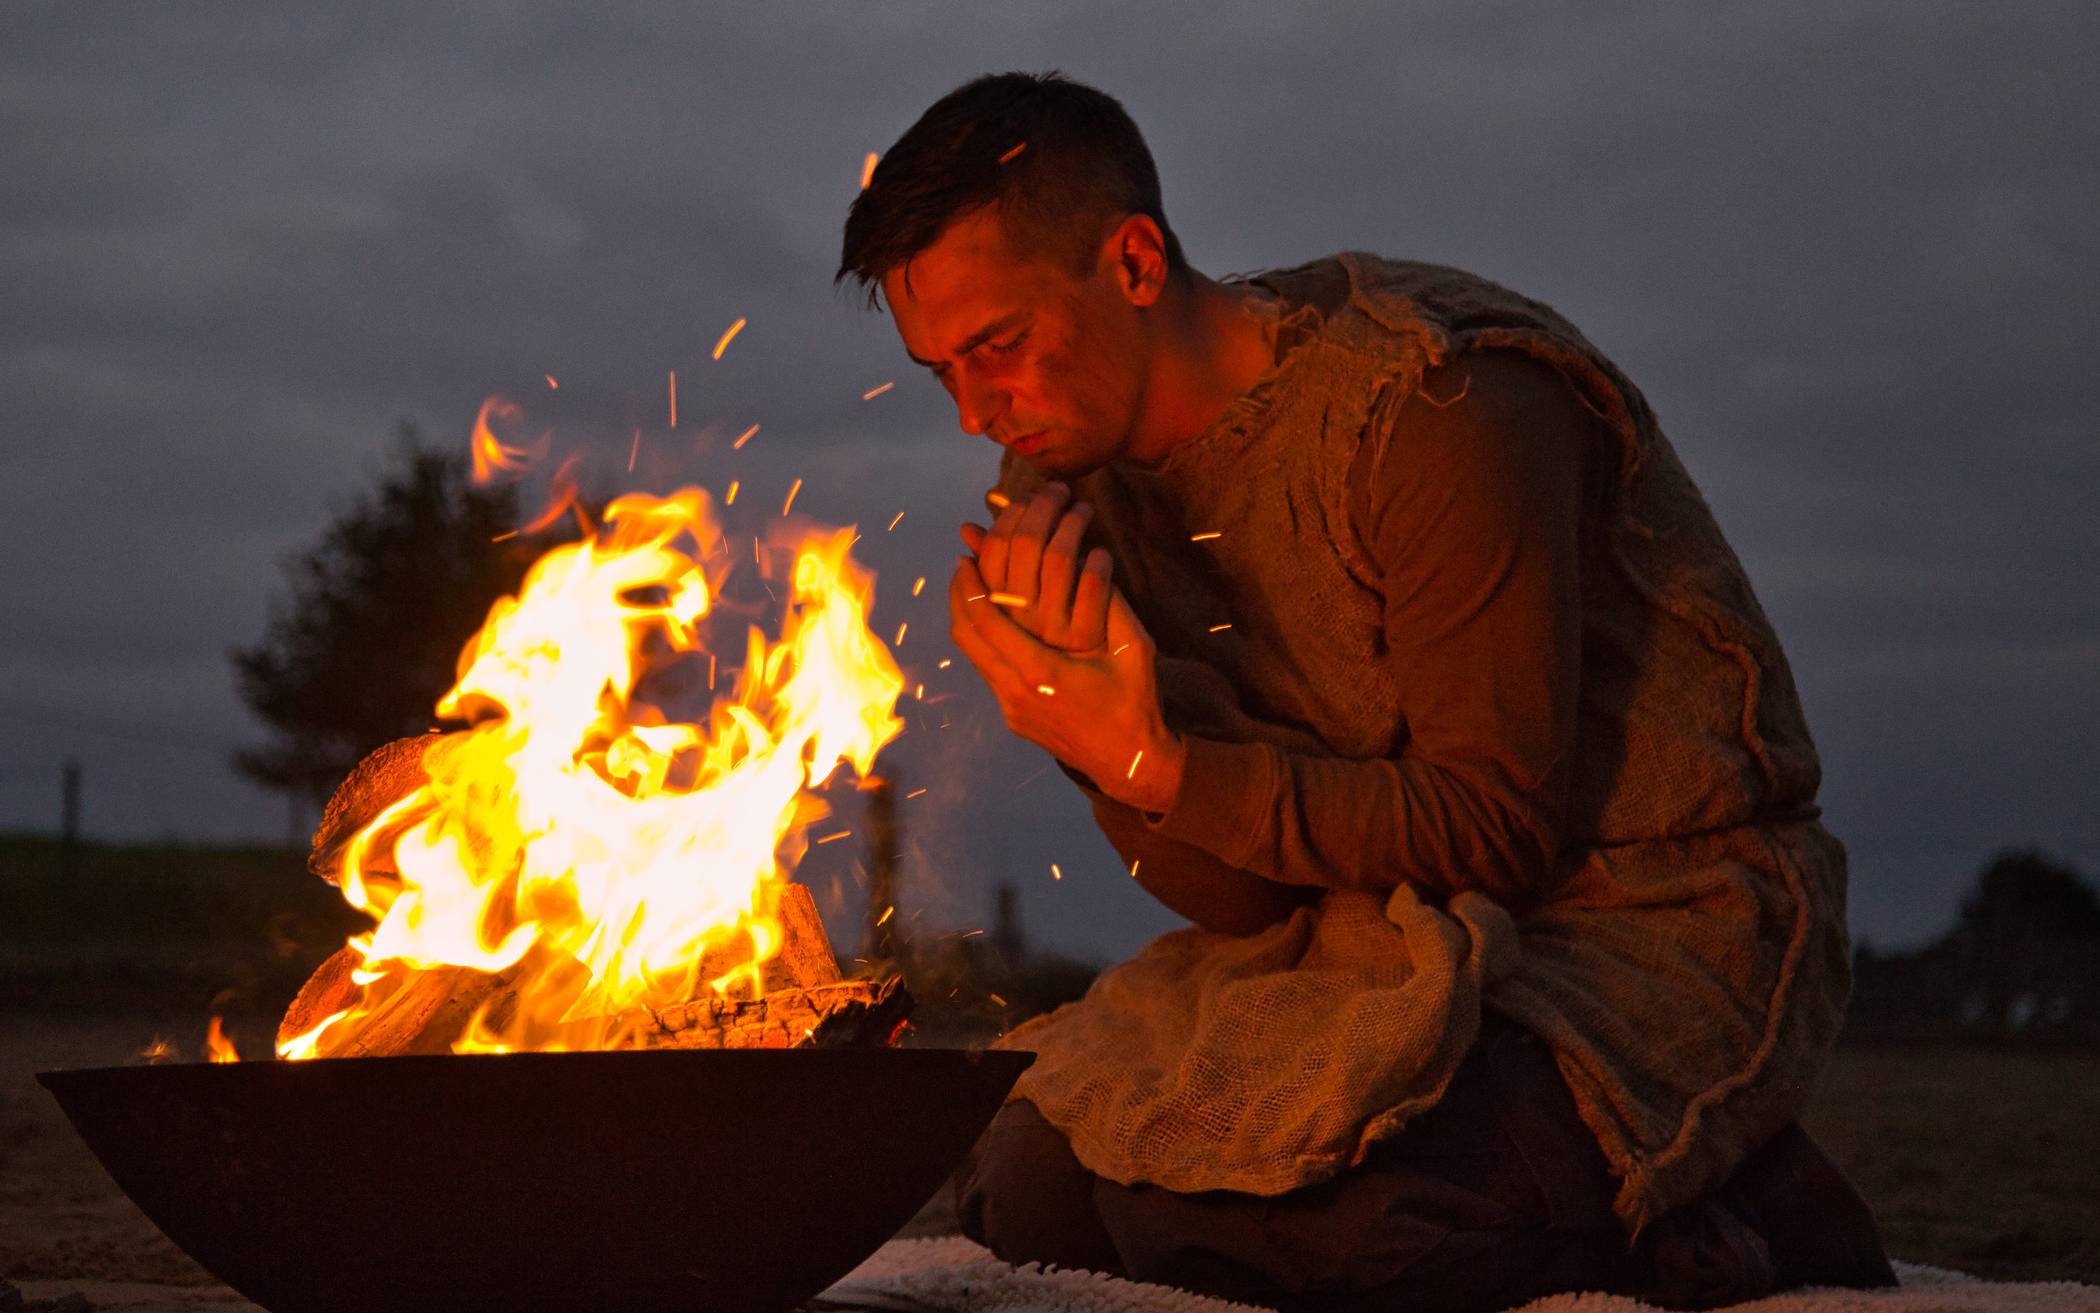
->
[[231, 425, 536, 806], [1953, 849, 2100, 951]]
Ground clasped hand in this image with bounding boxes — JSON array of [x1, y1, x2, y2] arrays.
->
[[947, 482, 1183, 812]]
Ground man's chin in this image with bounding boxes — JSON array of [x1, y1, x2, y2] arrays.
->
[[1014, 446, 1105, 482]]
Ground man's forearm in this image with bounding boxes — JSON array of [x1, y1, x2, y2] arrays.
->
[[1143, 733, 1561, 910]]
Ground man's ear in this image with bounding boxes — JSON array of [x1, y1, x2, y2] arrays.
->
[[1102, 215, 1170, 308]]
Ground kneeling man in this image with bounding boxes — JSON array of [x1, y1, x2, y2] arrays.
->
[[838, 72, 1893, 1313]]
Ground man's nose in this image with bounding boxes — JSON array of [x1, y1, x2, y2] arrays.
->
[[954, 368, 1010, 438]]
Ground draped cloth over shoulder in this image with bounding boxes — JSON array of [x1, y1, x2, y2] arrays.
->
[[992, 254, 1851, 1233]]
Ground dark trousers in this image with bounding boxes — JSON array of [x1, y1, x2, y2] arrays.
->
[[955, 1017, 1895, 1312]]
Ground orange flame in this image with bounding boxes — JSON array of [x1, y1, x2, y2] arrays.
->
[[205, 1016, 240, 1063], [280, 489, 905, 1058], [469, 397, 536, 484]]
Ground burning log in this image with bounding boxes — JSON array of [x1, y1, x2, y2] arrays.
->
[[308, 733, 458, 882]]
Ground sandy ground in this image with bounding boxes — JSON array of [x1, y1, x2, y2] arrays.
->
[[4, 1011, 2095, 1311]]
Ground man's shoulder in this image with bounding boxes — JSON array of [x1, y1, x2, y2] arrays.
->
[[1258, 252, 1573, 354]]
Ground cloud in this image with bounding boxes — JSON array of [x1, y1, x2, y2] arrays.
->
[[1, 3, 2094, 957]]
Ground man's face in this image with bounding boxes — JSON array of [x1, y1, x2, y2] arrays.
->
[[883, 207, 1148, 480]]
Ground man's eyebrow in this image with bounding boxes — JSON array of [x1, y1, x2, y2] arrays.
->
[[907, 312, 1029, 368]]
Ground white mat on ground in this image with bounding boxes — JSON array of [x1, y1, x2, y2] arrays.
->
[[813, 1237, 2100, 1313]]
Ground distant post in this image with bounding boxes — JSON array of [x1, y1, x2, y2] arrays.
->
[[992, 881, 1027, 972], [60, 757, 82, 876], [862, 774, 901, 967]]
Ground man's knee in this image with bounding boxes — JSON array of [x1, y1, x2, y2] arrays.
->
[[953, 1099, 1124, 1277]]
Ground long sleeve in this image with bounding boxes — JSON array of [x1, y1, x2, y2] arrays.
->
[[1056, 758, 1320, 933], [1143, 350, 1597, 909]]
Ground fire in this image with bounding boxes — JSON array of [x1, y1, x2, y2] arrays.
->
[[469, 397, 537, 483], [280, 487, 905, 1058], [205, 1016, 240, 1064]]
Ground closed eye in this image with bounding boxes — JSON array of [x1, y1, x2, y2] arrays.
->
[[986, 331, 1028, 356]]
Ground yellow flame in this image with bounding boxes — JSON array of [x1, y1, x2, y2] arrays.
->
[[282, 488, 905, 1058]]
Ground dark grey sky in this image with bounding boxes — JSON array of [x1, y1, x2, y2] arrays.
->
[[3, 3, 2095, 961]]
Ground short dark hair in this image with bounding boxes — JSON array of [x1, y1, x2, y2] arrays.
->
[[837, 71, 1188, 308]]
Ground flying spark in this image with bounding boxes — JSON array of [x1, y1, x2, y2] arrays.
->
[[860, 152, 879, 189], [895, 622, 909, 646], [862, 381, 895, 401], [912, 577, 926, 596], [887, 511, 905, 532], [627, 428, 640, 473], [998, 142, 1028, 165], [782, 478, 803, 516], [724, 479, 739, 505], [1209, 623, 1233, 633], [1127, 749, 1144, 779], [544, 374, 558, 389], [668, 370, 677, 428], [1191, 531, 1223, 542], [712, 317, 747, 360], [733, 423, 760, 450], [988, 592, 1029, 608], [1050, 863, 1062, 881], [906, 787, 927, 799]]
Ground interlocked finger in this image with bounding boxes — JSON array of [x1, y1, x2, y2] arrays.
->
[[1032, 501, 1093, 643], [975, 496, 1030, 594], [1067, 547, 1113, 653], [998, 484, 1071, 608]]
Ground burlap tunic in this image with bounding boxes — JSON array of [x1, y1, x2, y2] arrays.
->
[[990, 253, 1850, 1233]]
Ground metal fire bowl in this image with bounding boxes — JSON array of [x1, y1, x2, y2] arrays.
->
[[40, 1046, 1033, 1313]]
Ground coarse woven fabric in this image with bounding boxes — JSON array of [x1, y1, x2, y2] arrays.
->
[[989, 254, 1850, 1233]]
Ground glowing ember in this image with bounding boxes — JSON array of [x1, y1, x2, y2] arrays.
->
[[279, 488, 906, 1058]]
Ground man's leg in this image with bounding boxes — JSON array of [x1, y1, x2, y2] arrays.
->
[[952, 1097, 1126, 1278], [955, 1015, 1894, 1312], [956, 1016, 1637, 1313]]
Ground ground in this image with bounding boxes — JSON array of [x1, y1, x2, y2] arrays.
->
[[3, 1009, 2095, 1310]]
